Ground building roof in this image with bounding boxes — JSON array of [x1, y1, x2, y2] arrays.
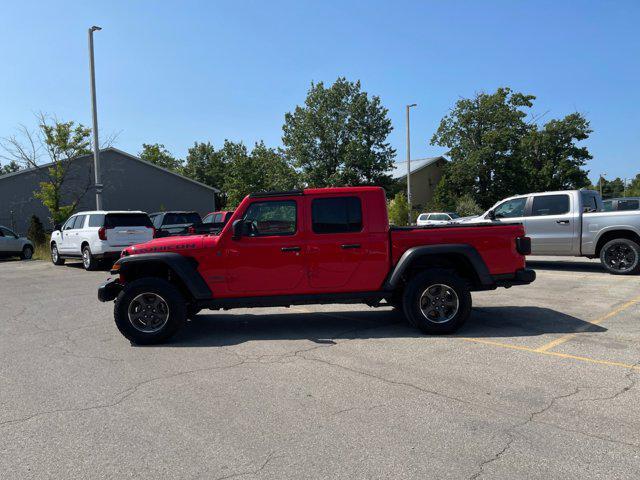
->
[[0, 147, 220, 193], [391, 156, 447, 180]]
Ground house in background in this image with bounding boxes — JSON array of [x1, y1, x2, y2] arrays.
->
[[0, 148, 219, 234], [392, 156, 447, 210]]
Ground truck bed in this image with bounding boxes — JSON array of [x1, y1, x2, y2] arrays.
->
[[390, 222, 527, 275]]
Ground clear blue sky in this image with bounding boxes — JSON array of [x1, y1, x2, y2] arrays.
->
[[1, 0, 638, 183]]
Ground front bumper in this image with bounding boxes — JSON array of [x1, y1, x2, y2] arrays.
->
[[98, 278, 122, 302]]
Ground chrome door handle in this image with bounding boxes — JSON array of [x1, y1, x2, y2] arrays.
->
[[281, 246, 301, 252], [341, 244, 361, 249], [556, 220, 570, 224]]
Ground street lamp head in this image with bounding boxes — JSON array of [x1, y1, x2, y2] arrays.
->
[[90, 26, 102, 32], [407, 103, 417, 108]]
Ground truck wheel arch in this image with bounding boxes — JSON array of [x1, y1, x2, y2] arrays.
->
[[116, 253, 212, 301], [384, 244, 493, 290], [595, 230, 640, 257]]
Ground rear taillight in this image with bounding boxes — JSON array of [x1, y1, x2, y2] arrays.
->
[[98, 227, 107, 240], [516, 236, 531, 255]]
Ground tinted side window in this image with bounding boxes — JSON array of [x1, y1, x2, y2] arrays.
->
[[494, 198, 527, 218], [63, 217, 77, 230], [243, 201, 297, 236], [430, 214, 449, 221], [580, 192, 598, 212], [73, 215, 86, 229], [213, 214, 222, 223], [618, 199, 639, 211], [0, 227, 15, 237], [88, 214, 105, 227], [312, 197, 362, 234], [531, 195, 570, 216], [202, 214, 214, 224]]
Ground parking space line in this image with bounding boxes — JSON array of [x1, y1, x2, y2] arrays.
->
[[534, 294, 640, 353], [461, 337, 640, 371]]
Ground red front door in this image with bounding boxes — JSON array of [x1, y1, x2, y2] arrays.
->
[[224, 198, 306, 296]]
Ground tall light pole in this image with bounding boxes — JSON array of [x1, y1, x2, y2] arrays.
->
[[88, 25, 103, 210], [406, 103, 417, 225], [599, 172, 606, 197]]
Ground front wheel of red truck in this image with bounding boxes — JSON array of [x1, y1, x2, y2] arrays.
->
[[114, 277, 187, 345], [402, 270, 471, 334]]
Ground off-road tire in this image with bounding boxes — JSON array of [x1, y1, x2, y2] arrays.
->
[[51, 243, 65, 265], [402, 269, 472, 334], [114, 277, 187, 345], [600, 238, 640, 275]]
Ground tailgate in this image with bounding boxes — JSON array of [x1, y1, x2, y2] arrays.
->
[[104, 213, 154, 247], [106, 226, 153, 247]]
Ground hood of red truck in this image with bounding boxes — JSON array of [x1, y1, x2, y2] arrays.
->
[[123, 235, 208, 256]]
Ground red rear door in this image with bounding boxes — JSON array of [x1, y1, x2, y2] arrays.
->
[[305, 193, 388, 292]]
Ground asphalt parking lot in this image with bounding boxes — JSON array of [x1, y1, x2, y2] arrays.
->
[[1, 257, 640, 479]]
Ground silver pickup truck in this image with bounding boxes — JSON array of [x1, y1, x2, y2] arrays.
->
[[461, 190, 640, 275]]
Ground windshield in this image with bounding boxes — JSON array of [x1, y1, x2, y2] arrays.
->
[[448, 213, 460, 219]]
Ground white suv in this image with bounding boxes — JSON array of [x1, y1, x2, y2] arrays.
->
[[416, 212, 460, 226], [50, 211, 154, 270]]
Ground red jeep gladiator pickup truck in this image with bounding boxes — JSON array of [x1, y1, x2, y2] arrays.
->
[[98, 187, 535, 344]]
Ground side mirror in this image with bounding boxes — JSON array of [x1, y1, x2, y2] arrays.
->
[[486, 210, 496, 221], [232, 219, 244, 239]]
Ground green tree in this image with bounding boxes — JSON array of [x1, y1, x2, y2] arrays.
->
[[1, 114, 93, 226], [519, 113, 592, 192], [139, 143, 182, 172], [388, 192, 410, 226], [224, 140, 299, 207], [0, 160, 20, 175], [182, 141, 225, 189], [627, 174, 640, 197], [431, 87, 592, 209], [282, 77, 395, 189], [598, 177, 626, 199]]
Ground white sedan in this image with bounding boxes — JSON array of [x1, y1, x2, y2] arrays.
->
[[416, 212, 460, 226]]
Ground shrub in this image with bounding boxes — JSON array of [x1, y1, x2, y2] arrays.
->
[[455, 194, 484, 217], [27, 215, 46, 244], [388, 192, 410, 226]]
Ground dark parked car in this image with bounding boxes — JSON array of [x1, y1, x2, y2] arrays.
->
[[149, 211, 202, 238], [603, 198, 640, 212], [190, 210, 234, 235]]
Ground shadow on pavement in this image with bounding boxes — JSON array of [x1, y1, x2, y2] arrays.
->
[[527, 259, 605, 273], [162, 305, 604, 348]]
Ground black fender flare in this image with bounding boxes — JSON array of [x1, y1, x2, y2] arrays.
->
[[115, 253, 212, 300], [384, 244, 493, 289]]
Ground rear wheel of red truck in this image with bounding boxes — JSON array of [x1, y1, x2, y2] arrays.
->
[[402, 270, 471, 334], [114, 277, 187, 345]]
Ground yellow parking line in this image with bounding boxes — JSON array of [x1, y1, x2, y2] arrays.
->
[[535, 295, 640, 352], [461, 338, 640, 371]]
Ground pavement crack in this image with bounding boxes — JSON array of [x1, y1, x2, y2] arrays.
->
[[578, 360, 639, 404], [214, 451, 278, 480], [469, 433, 515, 480], [0, 357, 248, 429]]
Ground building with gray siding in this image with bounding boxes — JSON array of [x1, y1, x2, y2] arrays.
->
[[0, 148, 218, 234]]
